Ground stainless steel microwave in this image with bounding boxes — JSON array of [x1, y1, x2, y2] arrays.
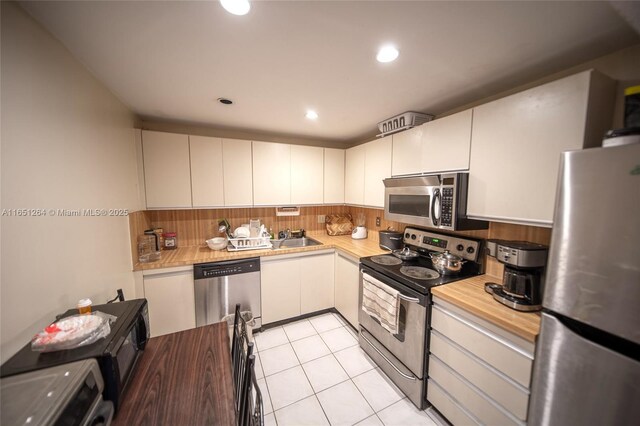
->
[[383, 173, 488, 231]]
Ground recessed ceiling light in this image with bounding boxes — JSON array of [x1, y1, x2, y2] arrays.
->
[[306, 110, 318, 120], [376, 45, 399, 63], [220, 0, 251, 16], [217, 97, 233, 105]]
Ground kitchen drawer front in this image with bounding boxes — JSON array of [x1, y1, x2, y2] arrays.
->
[[429, 356, 523, 426], [431, 304, 533, 388], [430, 331, 529, 421], [427, 379, 480, 426]]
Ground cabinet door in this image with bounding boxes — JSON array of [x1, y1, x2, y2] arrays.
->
[[422, 109, 472, 173], [345, 145, 365, 205], [223, 139, 253, 206], [142, 131, 192, 208], [190, 135, 224, 207], [261, 257, 300, 324], [468, 72, 594, 225], [392, 126, 424, 176], [144, 270, 196, 337], [291, 145, 324, 205], [252, 141, 291, 206], [364, 136, 392, 207], [300, 253, 335, 314], [335, 251, 360, 328], [324, 148, 345, 204]]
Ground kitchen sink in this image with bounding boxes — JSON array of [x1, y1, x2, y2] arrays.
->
[[275, 237, 323, 249]]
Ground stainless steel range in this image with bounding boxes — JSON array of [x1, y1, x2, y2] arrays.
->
[[358, 227, 483, 409]]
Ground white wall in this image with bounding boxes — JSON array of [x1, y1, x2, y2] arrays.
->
[[1, 2, 141, 361]]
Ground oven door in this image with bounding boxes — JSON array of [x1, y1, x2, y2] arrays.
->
[[358, 267, 429, 377], [384, 176, 440, 229]]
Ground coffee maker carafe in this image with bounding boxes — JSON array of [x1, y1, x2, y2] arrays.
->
[[485, 240, 548, 312]]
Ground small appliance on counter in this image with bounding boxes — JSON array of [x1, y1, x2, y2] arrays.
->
[[1, 299, 149, 412], [352, 212, 368, 240], [484, 239, 548, 312], [352, 226, 368, 239], [1, 359, 114, 426]]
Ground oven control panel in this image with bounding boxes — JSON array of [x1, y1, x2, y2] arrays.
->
[[403, 227, 481, 262]]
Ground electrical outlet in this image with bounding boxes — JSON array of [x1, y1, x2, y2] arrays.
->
[[317, 215, 326, 224], [376, 217, 381, 227]]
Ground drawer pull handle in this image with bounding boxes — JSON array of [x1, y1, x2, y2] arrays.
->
[[361, 332, 417, 381]]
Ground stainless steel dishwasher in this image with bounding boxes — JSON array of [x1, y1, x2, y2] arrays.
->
[[193, 257, 261, 329]]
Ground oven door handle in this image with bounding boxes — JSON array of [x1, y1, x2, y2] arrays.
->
[[360, 332, 417, 381], [361, 271, 420, 304]]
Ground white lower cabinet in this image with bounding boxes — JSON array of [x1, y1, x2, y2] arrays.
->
[[334, 250, 360, 328], [428, 297, 534, 425], [143, 266, 196, 337], [261, 250, 335, 325], [261, 257, 301, 324], [300, 252, 335, 314]]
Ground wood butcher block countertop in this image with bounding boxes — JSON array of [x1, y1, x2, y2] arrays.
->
[[134, 230, 388, 270], [112, 323, 235, 426], [431, 275, 541, 343]]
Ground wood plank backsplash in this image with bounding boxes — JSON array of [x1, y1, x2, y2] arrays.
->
[[131, 206, 350, 248], [128, 206, 551, 271]]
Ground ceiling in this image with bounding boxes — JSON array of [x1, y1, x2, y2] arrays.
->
[[19, 1, 640, 144]]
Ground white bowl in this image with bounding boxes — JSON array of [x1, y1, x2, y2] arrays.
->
[[206, 237, 228, 250], [233, 226, 251, 238]]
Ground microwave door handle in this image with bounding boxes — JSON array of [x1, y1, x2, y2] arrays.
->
[[431, 188, 441, 227]]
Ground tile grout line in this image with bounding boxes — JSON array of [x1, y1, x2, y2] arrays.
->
[[258, 325, 291, 419], [272, 323, 333, 425], [258, 313, 405, 425]]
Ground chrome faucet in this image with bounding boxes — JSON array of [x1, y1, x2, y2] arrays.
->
[[282, 228, 291, 240]]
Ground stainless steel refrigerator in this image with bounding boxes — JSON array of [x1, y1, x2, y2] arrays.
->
[[528, 140, 640, 425]]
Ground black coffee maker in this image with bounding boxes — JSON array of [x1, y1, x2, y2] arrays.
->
[[485, 240, 548, 312]]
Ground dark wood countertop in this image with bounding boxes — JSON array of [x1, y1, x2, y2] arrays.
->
[[113, 323, 235, 426]]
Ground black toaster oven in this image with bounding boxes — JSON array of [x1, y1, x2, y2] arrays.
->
[[0, 299, 149, 412]]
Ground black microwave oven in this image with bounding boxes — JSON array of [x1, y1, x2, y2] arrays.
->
[[383, 172, 489, 231], [0, 299, 149, 412]]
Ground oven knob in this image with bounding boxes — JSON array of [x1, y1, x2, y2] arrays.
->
[[411, 234, 417, 240], [467, 246, 475, 254], [405, 233, 410, 239], [456, 244, 464, 251]]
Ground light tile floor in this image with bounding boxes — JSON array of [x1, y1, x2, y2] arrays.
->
[[253, 312, 442, 426]]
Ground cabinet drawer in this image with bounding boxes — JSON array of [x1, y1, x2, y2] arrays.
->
[[431, 305, 533, 387], [430, 331, 529, 421], [427, 379, 480, 426], [429, 356, 522, 426]]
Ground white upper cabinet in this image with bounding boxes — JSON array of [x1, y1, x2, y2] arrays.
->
[[222, 139, 253, 206], [252, 141, 291, 205], [392, 110, 472, 176], [392, 126, 424, 176], [324, 148, 345, 204], [422, 109, 473, 173], [468, 70, 614, 226], [345, 144, 366, 205], [142, 130, 192, 208], [364, 136, 392, 207], [189, 135, 224, 207], [291, 145, 324, 205]]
